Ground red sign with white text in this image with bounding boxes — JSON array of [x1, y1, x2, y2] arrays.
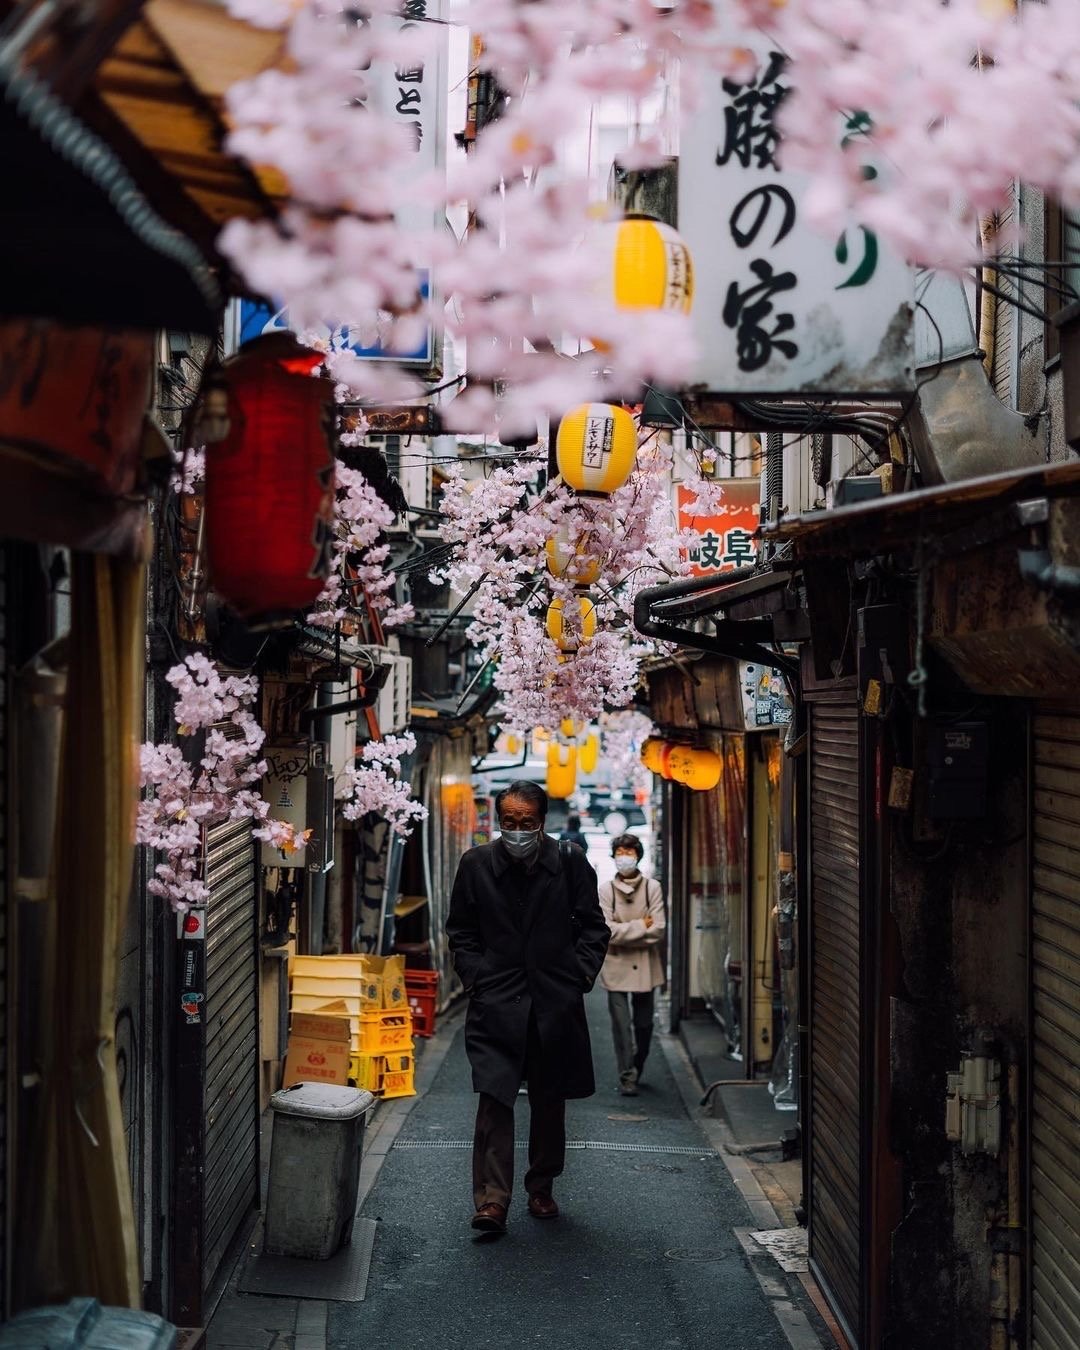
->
[[677, 478, 762, 577]]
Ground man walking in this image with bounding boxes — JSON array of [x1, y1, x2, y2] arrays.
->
[[446, 780, 610, 1234]]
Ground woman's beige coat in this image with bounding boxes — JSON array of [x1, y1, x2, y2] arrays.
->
[[598, 871, 666, 993]]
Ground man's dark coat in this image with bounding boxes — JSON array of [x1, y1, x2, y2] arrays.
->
[[446, 834, 610, 1109]]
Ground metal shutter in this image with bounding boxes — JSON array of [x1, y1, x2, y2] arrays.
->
[[0, 546, 7, 1321], [1031, 709, 1080, 1349], [808, 697, 862, 1343], [202, 814, 258, 1291]]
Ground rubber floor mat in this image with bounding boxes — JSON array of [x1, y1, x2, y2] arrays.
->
[[239, 1218, 378, 1302]]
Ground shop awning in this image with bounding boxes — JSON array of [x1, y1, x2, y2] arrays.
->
[[0, 0, 284, 332], [761, 458, 1080, 559], [634, 566, 803, 678]]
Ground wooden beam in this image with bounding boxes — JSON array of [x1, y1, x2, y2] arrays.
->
[[15, 0, 151, 102], [88, 15, 280, 237], [145, 0, 285, 103]]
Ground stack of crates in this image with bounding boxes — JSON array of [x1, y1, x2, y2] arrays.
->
[[405, 969, 438, 1039], [288, 953, 416, 1099]]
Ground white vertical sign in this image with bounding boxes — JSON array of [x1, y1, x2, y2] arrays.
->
[[679, 37, 914, 396]]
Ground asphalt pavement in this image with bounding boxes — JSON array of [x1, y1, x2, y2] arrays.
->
[[328, 989, 821, 1350]]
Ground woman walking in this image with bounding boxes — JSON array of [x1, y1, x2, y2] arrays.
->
[[598, 833, 666, 1095]]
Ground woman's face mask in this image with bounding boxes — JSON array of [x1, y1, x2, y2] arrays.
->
[[501, 828, 542, 859], [614, 854, 639, 875]]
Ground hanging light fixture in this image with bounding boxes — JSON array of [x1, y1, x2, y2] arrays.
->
[[609, 215, 694, 318], [669, 746, 722, 791], [546, 742, 577, 800], [556, 403, 637, 497], [545, 594, 598, 652], [579, 730, 600, 775], [640, 737, 667, 774], [545, 526, 603, 587], [203, 333, 336, 623]]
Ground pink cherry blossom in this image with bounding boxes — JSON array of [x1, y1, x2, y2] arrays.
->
[[138, 655, 426, 909], [337, 732, 428, 835]]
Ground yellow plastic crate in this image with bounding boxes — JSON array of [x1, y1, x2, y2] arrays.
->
[[289, 955, 381, 1006], [349, 1052, 384, 1093], [358, 1010, 414, 1055], [348, 1050, 415, 1097], [381, 1052, 415, 1099]]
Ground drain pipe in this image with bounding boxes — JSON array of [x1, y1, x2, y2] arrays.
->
[[633, 572, 799, 679]]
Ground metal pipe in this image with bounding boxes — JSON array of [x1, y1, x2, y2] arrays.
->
[[699, 1078, 765, 1107], [1017, 546, 1080, 598], [1007, 1063, 1022, 1350]]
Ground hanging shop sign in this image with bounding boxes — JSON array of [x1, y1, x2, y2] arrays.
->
[[676, 477, 761, 577], [740, 660, 794, 731], [678, 37, 913, 396], [234, 274, 436, 369]]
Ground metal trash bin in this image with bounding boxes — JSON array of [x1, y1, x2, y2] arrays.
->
[[0, 1297, 176, 1348], [265, 1082, 374, 1260]]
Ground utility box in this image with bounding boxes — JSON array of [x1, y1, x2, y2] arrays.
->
[[265, 1082, 374, 1260], [0, 1298, 176, 1348], [926, 720, 989, 820]]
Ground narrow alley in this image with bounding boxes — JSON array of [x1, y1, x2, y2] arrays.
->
[[329, 993, 823, 1350], [9, 2, 1080, 1345]]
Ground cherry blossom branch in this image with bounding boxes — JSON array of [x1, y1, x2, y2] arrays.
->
[[336, 731, 428, 835]]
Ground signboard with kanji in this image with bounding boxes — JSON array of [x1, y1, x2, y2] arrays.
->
[[677, 478, 761, 577], [227, 0, 446, 370], [678, 31, 913, 396]]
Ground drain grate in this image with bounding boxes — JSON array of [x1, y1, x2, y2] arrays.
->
[[392, 1139, 714, 1157]]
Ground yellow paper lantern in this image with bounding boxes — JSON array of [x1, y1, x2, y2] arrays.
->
[[579, 731, 600, 775], [611, 216, 694, 317], [556, 403, 637, 497], [546, 742, 577, 800], [640, 737, 667, 774], [669, 746, 722, 791], [546, 594, 598, 652], [560, 717, 585, 740], [505, 733, 522, 756], [545, 529, 602, 586]]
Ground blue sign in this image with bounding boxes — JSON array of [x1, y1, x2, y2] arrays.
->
[[238, 272, 435, 366]]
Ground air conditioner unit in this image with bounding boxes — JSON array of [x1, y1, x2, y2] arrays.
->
[[326, 672, 358, 781], [375, 653, 413, 734]]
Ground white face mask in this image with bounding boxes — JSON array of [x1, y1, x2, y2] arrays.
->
[[501, 828, 542, 860], [614, 856, 639, 875]]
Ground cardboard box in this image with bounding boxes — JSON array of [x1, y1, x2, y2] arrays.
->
[[282, 1004, 351, 1088], [374, 954, 408, 1012]]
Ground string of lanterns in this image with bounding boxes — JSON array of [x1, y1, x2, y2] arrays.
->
[[640, 736, 721, 792], [541, 213, 695, 668]]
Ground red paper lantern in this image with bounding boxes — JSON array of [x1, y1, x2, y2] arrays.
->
[[204, 334, 336, 623]]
